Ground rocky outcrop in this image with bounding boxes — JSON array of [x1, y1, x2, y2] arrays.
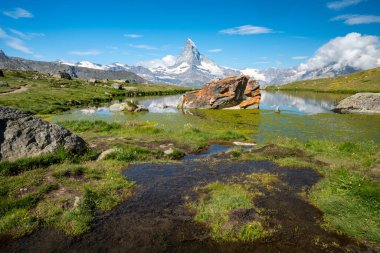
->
[[0, 106, 87, 161], [333, 93, 380, 114], [109, 101, 149, 112], [177, 76, 261, 109], [0, 69, 4, 77]]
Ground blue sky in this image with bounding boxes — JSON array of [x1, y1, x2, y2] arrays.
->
[[0, 0, 379, 69]]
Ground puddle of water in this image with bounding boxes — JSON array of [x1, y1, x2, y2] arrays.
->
[[182, 144, 232, 160], [3, 159, 372, 253]]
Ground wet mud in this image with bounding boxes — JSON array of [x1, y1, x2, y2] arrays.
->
[[1, 156, 375, 253]]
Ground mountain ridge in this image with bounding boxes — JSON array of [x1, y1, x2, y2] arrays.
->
[[0, 50, 148, 83], [0, 38, 366, 87]]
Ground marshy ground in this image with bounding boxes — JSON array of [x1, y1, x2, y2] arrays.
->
[[1, 146, 378, 253]]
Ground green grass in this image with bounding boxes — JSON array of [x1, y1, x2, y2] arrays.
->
[[242, 138, 380, 244], [0, 69, 191, 114], [0, 154, 134, 238], [188, 181, 271, 242], [266, 67, 380, 93], [309, 168, 380, 243], [0, 147, 71, 176], [57, 120, 248, 155], [104, 145, 163, 162]]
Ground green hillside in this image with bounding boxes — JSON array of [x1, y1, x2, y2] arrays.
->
[[267, 67, 380, 93], [0, 69, 190, 114]]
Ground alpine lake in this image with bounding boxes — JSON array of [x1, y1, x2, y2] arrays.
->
[[51, 90, 380, 144]]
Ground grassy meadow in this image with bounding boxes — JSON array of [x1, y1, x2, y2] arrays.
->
[[266, 67, 380, 93]]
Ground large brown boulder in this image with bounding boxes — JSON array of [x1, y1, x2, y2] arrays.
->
[[0, 106, 87, 161], [178, 76, 261, 109]]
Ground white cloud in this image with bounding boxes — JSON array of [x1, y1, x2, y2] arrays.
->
[[68, 50, 101, 56], [299, 32, 380, 71], [124, 34, 143, 38], [136, 55, 176, 68], [332, 14, 380, 25], [129, 44, 157, 50], [9, 29, 45, 40], [106, 46, 118, 50], [3, 8, 33, 19], [219, 25, 273, 35], [327, 0, 365, 10], [0, 28, 33, 54], [208, 49, 222, 53], [292, 56, 307, 60]]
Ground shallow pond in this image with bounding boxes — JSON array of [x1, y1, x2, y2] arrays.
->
[[51, 91, 380, 144]]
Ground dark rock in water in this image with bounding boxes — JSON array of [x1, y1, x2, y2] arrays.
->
[[0, 81, 9, 87], [333, 93, 380, 114], [0, 69, 4, 77], [0, 106, 87, 161], [178, 75, 261, 109]]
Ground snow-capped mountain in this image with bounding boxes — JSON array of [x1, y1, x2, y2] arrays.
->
[[57, 38, 363, 87]]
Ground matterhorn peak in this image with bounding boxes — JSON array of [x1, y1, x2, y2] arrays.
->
[[174, 38, 201, 66], [186, 38, 197, 48]]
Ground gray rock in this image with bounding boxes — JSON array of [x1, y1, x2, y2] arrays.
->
[[0, 106, 87, 161], [333, 93, 380, 114], [0, 81, 9, 87], [111, 83, 121, 90], [134, 105, 149, 112], [60, 72, 72, 80], [122, 86, 138, 91], [164, 148, 174, 155], [0, 69, 4, 77]]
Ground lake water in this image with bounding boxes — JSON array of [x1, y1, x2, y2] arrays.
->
[[51, 91, 380, 144]]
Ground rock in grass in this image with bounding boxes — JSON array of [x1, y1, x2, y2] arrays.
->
[[0, 69, 4, 77], [111, 83, 121, 90], [0, 81, 9, 87], [333, 93, 380, 114], [0, 106, 87, 161]]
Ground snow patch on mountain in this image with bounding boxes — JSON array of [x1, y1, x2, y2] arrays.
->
[[57, 33, 380, 87]]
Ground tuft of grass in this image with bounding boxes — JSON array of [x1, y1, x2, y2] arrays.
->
[[188, 182, 269, 241], [245, 172, 282, 192], [0, 147, 70, 176], [105, 146, 163, 162], [57, 120, 121, 133], [309, 168, 380, 243]]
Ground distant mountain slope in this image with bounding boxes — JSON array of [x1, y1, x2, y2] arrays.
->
[[267, 67, 380, 93], [55, 39, 369, 88], [0, 50, 148, 83]]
